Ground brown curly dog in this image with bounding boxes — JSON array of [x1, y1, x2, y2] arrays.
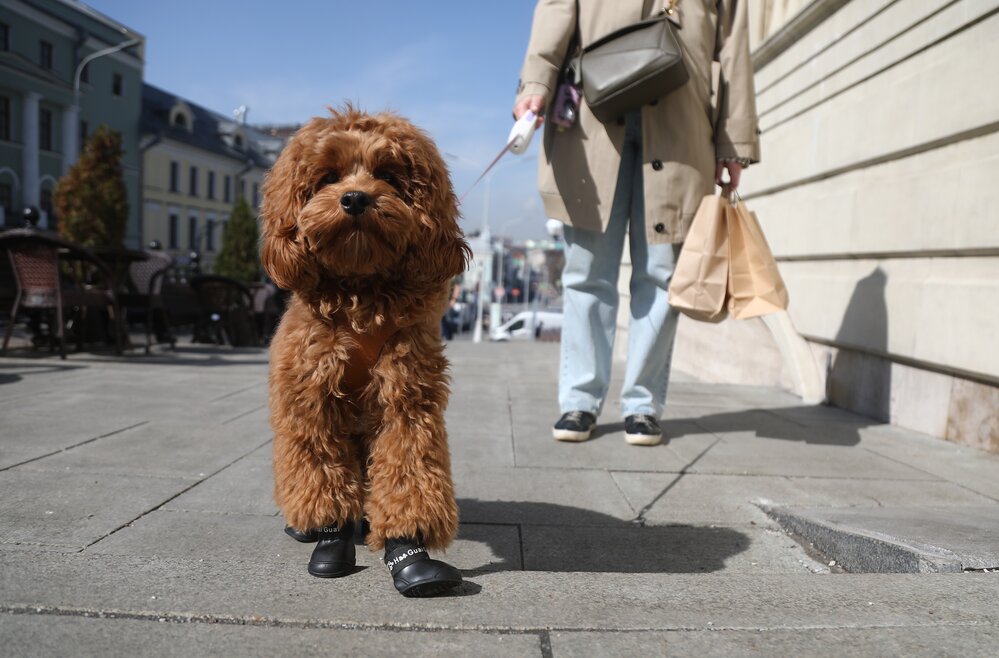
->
[[260, 107, 470, 571]]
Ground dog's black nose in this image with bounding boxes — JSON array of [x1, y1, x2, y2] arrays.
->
[[340, 191, 371, 216]]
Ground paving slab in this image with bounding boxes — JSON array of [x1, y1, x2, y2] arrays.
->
[[0, 471, 192, 549], [2, 550, 998, 630], [3, 338, 999, 654], [453, 468, 636, 526], [0, 361, 90, 403], [511, 416, 697, 472], [859, 424, 999, 500], [520, 523, 824, 574], [764, 505, 999, 573], [684, 407, 867, 447], [16, 422, 270, 480], [0, 396, 149, 470], [447, 429, 516, 467], [611, 472, 998, 526], [87, 509, 521, 577], [549, 627, 999, 658], [665, 381, 806, 411], [667, 432, 938, 480], [0, 615, 543, 658], [162, 444, 278, 516]]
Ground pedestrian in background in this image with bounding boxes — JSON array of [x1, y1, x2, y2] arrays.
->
[[513, 0, 760, 445]]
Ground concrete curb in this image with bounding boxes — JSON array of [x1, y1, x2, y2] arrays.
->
[[759, 504, 965, 573]]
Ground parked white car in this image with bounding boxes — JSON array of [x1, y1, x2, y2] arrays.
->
[[490, 311, 563, 342]]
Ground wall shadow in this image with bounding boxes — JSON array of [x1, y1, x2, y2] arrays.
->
[[456, 499, 749, 575], [828, 267, 891, 422]]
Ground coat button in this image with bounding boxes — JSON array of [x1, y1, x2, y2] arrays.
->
[[654, 223, 665, 233], [651, 160, 663, 171]]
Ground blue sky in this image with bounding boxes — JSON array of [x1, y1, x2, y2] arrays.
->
[[87, 0, 549, 241]]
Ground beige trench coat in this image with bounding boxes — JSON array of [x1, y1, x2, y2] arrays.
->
[[516, 0, 761, 243]]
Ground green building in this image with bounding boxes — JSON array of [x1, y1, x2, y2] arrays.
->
[[0, 0, 144, 244]]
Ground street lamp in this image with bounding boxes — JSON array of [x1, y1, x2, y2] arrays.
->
[[446, 152, 535, 342], [63, 37, 142, 172]]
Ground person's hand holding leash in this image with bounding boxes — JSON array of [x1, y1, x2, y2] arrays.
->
[[513, 95, 546, 126]]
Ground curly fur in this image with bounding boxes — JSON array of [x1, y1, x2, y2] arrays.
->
[[261, 106, 470, 551]]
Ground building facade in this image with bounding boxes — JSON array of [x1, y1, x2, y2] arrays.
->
[[664, 0, 998, 451], [140, 84, 280, 272], [0, 0, 144, 240]]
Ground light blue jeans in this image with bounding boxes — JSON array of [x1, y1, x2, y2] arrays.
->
[[559, 112, 681, 418]]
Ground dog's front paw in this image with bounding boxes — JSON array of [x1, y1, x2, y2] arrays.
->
[[383, 537, 462, 597]]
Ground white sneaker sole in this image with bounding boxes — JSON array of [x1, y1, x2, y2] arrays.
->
[[553, 428, 592, 442], [625, 432, 663, 446]]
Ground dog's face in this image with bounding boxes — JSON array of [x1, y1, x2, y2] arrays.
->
[[261, 108, 468, 289]]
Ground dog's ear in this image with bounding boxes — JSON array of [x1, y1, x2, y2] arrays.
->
[[404, 133, 471, 282], [260, 133, 318, 291]]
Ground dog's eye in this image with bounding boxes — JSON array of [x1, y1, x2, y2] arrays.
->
[[375, 171, 400, 189], [318, 171, 340, 188]]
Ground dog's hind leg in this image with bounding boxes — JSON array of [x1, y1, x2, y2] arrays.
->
[[363, 327, 459, 552]]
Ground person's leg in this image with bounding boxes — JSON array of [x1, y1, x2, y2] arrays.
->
[[620, 118, 682, 439], [556, 114, 640, 434]]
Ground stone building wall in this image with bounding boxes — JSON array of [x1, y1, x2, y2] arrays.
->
[[648, 0, 998, 451]]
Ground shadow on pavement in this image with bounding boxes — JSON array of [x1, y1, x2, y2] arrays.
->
[[457, 499, 750, 575], [0, 362, 86, 385], [592, 409, 869, 446]]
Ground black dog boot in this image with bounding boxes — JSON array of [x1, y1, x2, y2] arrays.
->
[[284, 526, 318, 543], [307, 522, 356, 578], [384, 537, 462, 597]]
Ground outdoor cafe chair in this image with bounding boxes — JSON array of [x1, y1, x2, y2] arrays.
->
[[189, 274, 260, 347], [0, 229, 123, 359], [119, 250, 176, 354]]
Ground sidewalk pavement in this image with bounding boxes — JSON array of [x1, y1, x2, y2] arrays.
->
[[1, 341, 997, 656]]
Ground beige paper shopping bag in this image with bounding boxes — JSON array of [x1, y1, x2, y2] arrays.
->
[[668, 193, 730, 323], [725, 198, 789, 319]]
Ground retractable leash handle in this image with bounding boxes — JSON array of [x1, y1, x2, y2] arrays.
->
[[507, 110, 537, 155], [459, 111, 538, 201]]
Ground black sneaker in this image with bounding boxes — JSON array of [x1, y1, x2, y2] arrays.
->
[[624, 414, 663, 446], [553, 411, 597, 442]]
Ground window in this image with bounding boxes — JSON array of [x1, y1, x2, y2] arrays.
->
[[234, 135, 244, 149], [252, 183, 260, 208], [0, 183, 12, 213], [112, 73, 123, 96], [80, 120, 88, 145], [223, 175, 231, 203], [0, 96, 9, 141], [40, 188, 54, 229], [206, 219, 215, 252], [39, 108, 53, 151], [189, 166, 198, 196], [207, 171, 215, 200], [168, 213, 179, 249], [188, 216, 198, 250], [239, 179, 246, 200], [169, 161, 179, 192], [40, 40, 53, 69], [80, 62, 89, 84], [173, 113, 186, 129], [0, 23, 9, 52]]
